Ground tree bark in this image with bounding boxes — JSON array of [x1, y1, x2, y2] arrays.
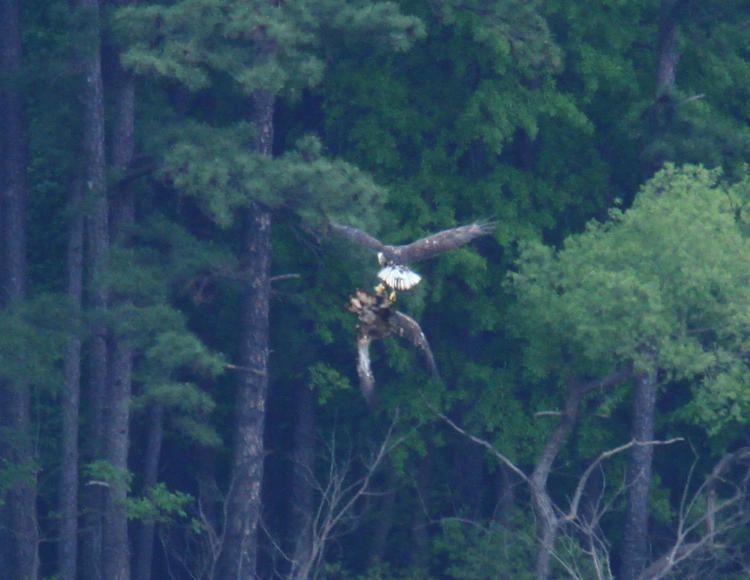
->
[[656, 0, 684, 95], [75, 0, 108, 576], [102, 345, 133, 580], [217, 88, 275, 580], [620, 366, 658, 580], [0, 0, 38, 577], [101, 38, 136, 580], [58, 179, 84, 580], [529, 368, 632, 580], [134, 404, 164, 580], [288, 381, 316, 579], [531, 379, 586, 580]]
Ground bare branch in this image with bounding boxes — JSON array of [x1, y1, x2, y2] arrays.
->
[[639, 447, 750, 580], [261, 411, 411, 580], [419, 392, 529, 484], [565, 438, 684, 524], [270, 273, 300, 283]]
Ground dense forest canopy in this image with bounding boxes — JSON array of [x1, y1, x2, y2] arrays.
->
[[3, 0, 750, 579]]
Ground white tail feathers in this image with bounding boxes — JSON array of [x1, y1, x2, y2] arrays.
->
[[377, 265, 422, 291]]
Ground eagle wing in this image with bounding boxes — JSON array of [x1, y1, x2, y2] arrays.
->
[[390, 311, 440, 379], [332, 221, 494, 264], [390, 221, 495, 264], [331, 223, 386, 254]]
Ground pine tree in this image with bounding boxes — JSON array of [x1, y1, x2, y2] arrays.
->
[[0, 0, 38, 576]]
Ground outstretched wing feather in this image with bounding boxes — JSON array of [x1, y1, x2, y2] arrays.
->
[[331, 223, 386, 254], [390, 311, 440, 379], [391, 221, 495, 263]]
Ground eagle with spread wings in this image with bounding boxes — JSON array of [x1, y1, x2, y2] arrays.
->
[[347, 289, 438, 406], [332, 220, 495, 300]]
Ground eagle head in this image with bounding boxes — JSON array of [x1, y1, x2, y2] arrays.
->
[[377, 251, 388, 267]]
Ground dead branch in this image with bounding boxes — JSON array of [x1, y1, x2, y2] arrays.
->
[[565, 438, 684, 525], [261, 411, 409, 580], [419, 392, 529, 484], [638, 447, 750, 580]]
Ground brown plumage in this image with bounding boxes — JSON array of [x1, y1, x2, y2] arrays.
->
[[332, 220, 495, 294], [348, 289, 439, 406], [331, 221, 495, 265]]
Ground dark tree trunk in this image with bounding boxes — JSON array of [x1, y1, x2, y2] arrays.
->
[[133, 404, 164, 580], [656, 0, 684, 95], [102, 344, 133, 580], [531, 381, 585, 580], [288, 381, 316, 579], [495, 465, 516, 528], [1, 0, 26, 299], [58, 179, 85, 580], [0, 0, 38, 577], [102, 40, 136, 580], [620, 367, 658, 580], [530, 369, 632, 580], [75, 0, 108, 576], [217, 88, 275, 580]]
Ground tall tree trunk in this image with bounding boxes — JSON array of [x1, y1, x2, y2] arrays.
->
[[0, 0, 38, 577], [620, 367, 658, 580], [133, 404, 164, 580], [75, 0, 108, 576], [288, 381, 315, 579], [217, 88, 275, 580], [102, 40, 136, 580], [58, 179, 84, 580], [531, 381, 585, 580], [619, 19, 679, 569], [102, 345, 133, 580], [656, 0, 684, 95], [529, 369, 631, 580]]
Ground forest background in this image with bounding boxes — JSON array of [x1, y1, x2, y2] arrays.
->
[[3, 0, 750, 579]]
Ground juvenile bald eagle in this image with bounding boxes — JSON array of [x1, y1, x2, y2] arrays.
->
[[332, 221, 495, 300], [348, 289, 438, 406]]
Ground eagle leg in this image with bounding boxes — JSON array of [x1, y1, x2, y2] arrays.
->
[[374, 282, 397, 306]]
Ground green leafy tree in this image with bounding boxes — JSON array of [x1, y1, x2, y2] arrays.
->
[[509, 164, 750, 578]]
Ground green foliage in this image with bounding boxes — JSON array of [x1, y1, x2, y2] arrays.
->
[[691, 358, 750, 438], [0, 294, 70, 390], [509, 164, 750, 382], [433, 518, 536, 579], [114, 0, 321, 94], [84, 460, 132, 494], [114, 0, 423, 96], [308, 361, 353, 404], [142, 331, 226, 378], [435, 0, 562, 73], [0, 455, 38, 506], [127, 482, 194, 524], [154, 122, 390, 231], [357, 559, 426, 580]]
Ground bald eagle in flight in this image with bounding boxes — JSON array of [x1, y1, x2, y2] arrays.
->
[[347, 288, 439, 405], [332, 221, 495, 300]]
